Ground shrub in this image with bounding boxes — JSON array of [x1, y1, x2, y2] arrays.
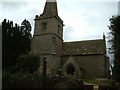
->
[[9, 54, 40, 74], [2, 54, 41, 88], [2, 72, 42, 88]]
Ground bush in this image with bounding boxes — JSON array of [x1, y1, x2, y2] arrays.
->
[[2, 54, 41, 88], [2, 72, 42, 88], [9, 54, 40, 74], [46, 75, 84, 88]]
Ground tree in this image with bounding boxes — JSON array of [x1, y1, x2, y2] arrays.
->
[[2, 19, 15, 68], [9, 54, 40, 74], [2, 71, 42, 88], [2, 19, 32, 69], [108, 15, 120, 83], [20, 19, 32, 54]]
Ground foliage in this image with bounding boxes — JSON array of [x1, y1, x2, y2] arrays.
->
[[108, 15, 120, 53], [2, 72, 42, 88], [67, 78, 82, 88], [108, 15, 120, 83], [46, 75, 83, 88], [20, 19, 32, 54], [9, 54, 40, 74], [2, 19, 32, 69], [2, 55, 41, 88], [3, 72, 85, 88], [82, 79, 111, 85]]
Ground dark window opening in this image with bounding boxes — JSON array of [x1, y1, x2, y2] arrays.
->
[[67, 64, 75, 75], [42, 22, 47, 30], [58, 25, 61, 34]]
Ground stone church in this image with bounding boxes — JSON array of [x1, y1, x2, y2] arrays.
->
[[31, 0, 109, 78]]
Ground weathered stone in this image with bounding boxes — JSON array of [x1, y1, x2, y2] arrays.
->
[[31, 0, 109, 79]]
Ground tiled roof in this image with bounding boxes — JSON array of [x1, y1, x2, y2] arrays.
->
[[63, 39, 106, 55]]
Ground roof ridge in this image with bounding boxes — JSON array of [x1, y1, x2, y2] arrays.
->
[[64, 39, 104, 43]]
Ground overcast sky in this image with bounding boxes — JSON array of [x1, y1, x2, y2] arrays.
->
[[0, 0, 119, 42], [0, 0, 119, 63]]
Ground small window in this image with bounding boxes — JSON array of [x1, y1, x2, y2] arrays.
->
[[58, 25, 61, 34], [42, 22, 47, 30]]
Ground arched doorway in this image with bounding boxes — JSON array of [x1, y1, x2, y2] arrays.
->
[[67, 64, 75, 75]]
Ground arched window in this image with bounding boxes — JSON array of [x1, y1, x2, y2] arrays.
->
[[67, 64, 75, 75]]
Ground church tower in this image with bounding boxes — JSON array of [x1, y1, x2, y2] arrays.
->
[[31, 0, 64, 74]]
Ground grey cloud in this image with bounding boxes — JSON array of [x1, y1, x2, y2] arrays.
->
[[63, 26, 74, 41], [1, 2, 28, 11]]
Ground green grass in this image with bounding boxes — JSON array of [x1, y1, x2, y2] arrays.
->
[[82, 78, 111, 85]]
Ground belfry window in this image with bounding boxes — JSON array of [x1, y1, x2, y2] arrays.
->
[[42, 22, 47, 30]]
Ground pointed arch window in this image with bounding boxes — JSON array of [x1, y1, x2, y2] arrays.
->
[[67, 64, 75, 75]]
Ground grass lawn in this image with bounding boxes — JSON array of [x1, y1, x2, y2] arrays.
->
[[82, 78, 111, 85]]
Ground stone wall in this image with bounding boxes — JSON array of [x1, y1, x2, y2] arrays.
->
[[34, 17, 63, 39], [62, 55, 109, 78], [32, 33, 63, 56], [39, 55, 61, 75]]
